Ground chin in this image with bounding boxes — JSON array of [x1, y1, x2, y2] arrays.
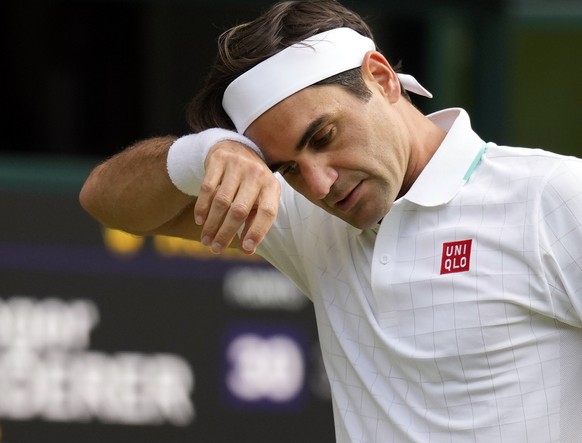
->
[[348, 206, 388, 230], [353, 219, 381, 230], [341, 213, 383, 230], [326, 202, 387, 230]]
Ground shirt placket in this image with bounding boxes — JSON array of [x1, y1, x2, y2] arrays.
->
[[370, 201, 406, 331]]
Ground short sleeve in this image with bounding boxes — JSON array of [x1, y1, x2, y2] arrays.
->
[[255, 175, 313, 299], [539, 156, 582, 326]]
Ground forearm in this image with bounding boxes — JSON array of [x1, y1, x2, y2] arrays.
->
[[79, 136, 195, 236], [80, 130, 280, 254]]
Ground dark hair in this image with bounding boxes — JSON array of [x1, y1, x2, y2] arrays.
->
[[187, 0, 388, 132]]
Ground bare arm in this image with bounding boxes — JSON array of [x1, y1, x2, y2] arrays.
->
[[79, 135, 280, 254]]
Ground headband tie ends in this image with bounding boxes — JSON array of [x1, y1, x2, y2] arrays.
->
[[223, 28, 432, 134], [397, 73, 433, 99]]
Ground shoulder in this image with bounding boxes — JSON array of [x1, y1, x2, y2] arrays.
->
[[483, 144, 582, 191], [485, 143, 577, 166]]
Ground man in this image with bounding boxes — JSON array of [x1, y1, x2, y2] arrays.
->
[[80, 1, 582, 441]]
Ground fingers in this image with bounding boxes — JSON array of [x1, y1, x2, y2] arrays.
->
[[239, 183, 280, 254], [194, 141, 280, 254], [203, 172, 257, 253]]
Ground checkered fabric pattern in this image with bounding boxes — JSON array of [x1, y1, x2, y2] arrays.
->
[[258, 109, 582, 442]]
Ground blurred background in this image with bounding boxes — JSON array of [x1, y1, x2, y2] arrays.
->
[[1, 0, 581, 442]]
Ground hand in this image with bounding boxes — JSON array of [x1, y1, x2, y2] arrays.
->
[[194, 140, 280, 254]]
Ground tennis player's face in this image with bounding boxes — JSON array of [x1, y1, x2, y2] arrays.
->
[[245, 82, 412, 229]]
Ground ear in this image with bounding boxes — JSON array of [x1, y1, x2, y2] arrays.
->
[[361, 51, 401, 103]]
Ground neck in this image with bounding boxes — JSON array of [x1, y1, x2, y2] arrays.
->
[[398, 103, 446, 198]]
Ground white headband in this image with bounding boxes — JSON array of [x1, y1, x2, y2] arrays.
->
[[222, 27, 432, 134]]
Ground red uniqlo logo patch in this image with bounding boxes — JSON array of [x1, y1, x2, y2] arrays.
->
[[440, 239, 472, 275]]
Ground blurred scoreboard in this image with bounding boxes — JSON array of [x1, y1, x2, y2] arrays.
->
[[0, 158, 334, 443]]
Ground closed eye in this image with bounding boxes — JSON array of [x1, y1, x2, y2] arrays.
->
[[278, 162, 299, 177], [310, 127, 335, 149]]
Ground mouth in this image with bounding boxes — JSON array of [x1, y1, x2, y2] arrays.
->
[[334, 181, 363, 213]]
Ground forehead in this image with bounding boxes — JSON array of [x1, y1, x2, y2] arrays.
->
[[245, 84, 345, 146]]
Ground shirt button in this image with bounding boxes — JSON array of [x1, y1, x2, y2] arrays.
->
[[380, 254, 390, 265]]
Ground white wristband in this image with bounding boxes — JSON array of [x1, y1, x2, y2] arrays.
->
[[166, 128, 264, 196]]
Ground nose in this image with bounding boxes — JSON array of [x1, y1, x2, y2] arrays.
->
[[299, 160, 338, 201]]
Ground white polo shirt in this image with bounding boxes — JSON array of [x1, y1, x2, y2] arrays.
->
[[257, 108, 582, 442]]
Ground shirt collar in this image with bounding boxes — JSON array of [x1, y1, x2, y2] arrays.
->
[[401, 108, 486, 207]]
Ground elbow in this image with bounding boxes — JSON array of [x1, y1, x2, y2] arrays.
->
[[79, 180, 93, 214], [78, 170, 166, 237], [79, 182, 136, 235], [79, 175, 106, 225], [79, 165, 121, 231]]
